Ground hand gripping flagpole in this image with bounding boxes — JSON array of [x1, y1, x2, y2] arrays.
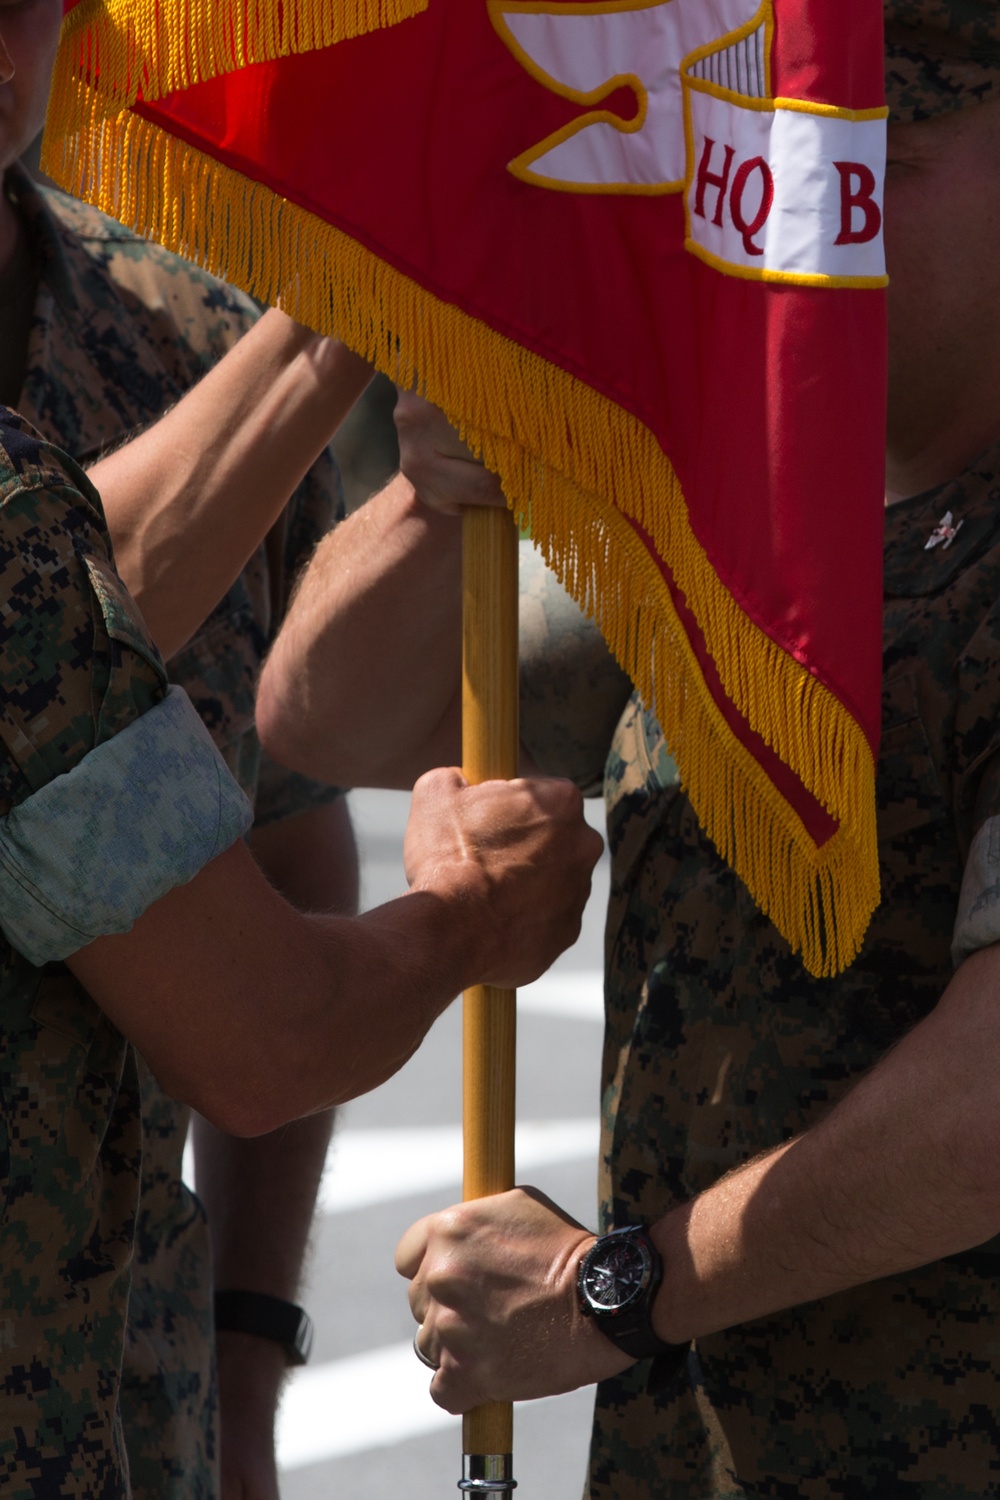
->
[[459, 504, 519, 1496]]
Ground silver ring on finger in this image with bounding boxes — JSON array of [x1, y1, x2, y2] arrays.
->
[[413, 1327, 440, 1371]]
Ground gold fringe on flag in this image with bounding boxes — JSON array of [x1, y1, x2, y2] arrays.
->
[[42, 102, 880, 978], [48, 0, 425, 133]]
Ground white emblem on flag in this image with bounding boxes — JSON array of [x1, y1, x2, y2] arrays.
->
[[490, 0, 887, 288], [489, 0, 764, 192], [685, 22, 768, 97]]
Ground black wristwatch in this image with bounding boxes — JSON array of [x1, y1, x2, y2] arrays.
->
[[577, 1225, 687, 1363], [214, 1290, 314, 1366]]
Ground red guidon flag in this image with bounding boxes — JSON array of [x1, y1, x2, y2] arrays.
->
[[46, 0, 888, 976]]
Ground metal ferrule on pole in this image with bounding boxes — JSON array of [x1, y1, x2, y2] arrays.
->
[[458, 1452, 517, 1494]]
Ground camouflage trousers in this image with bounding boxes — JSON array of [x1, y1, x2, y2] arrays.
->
[[120, 1063, 218, 1500], [0, 966, 139, 1497], [0, 960, 217, 1498]]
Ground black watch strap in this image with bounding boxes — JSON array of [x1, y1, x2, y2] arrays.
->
[[578, 1226, 689, 1363], [604, 1313, 680, 1361], [214, 1289, 314, 1366]]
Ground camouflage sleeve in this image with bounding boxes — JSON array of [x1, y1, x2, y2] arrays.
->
[[952, 812, 1000, 964], [952, 747, 1000, 965], [0, 420, 252, 964], [253, 443, 347, 825], [0, 687, 253, 964], [951, 603, 1000, 965], [519, 541, 633, 795], [79, 214, 261, 378]]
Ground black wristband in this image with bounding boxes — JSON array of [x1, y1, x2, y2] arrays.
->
[[213, 1290, 314, 1366], [577, 1225, 690, 1362]]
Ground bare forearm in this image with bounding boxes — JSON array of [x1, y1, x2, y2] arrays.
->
[[193, 803, 357, 1290], [196, 1112, 337, 1496], [92, 312, 372, 657], [652, 945, 1000, 1344], [257, 473, 466, 787], [247, 799, 359, 915], [196, 803, 358, 1497], [70, 855, 471, 1134], [68, 772, 599, 1137], [394, 945, 1000, 1415], [193, 1113, 334, 1298]]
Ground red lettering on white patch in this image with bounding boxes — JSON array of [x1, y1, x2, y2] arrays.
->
[[694, 137, 736, 226], [730, 155, 774, 255], [833, 161, 881, 246]]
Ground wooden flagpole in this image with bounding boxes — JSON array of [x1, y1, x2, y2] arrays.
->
[[459, 503, 519, 1495]]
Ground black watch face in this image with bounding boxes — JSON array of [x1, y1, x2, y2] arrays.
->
[[582, 1235, 652, 1313]]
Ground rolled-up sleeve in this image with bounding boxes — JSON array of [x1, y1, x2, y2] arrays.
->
[[952, 715, 1000, 963], [519, 542, 633, 794], [953, 813, 1000, 965], [0, 686, 253, 965], [0, 417, 254, 966]]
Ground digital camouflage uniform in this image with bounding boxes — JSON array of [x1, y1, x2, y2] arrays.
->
[[885, 0, 1000, 119], [526, 9, 1000, 1494], [3, 163, 343, 1498], [0, 410, 251, 1497], [590, 441, 1000, 1496]]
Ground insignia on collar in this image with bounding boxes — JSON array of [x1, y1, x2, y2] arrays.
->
[[925, 511, 963, 551]]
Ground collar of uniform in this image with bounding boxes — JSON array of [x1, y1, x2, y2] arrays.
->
[[5, 163, 78, 315], [883, 437, 1000, 599]]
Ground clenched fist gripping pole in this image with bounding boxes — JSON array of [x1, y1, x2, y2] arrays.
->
[[459, 505, 520, 1495]]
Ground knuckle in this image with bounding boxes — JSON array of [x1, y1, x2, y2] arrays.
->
[[543, 776, 582, 814], [431, 1374, 466, 1416], [415, 765, 456, 797], [436, 1202, 472, 1239], [435, 1304, 466, 1342]]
